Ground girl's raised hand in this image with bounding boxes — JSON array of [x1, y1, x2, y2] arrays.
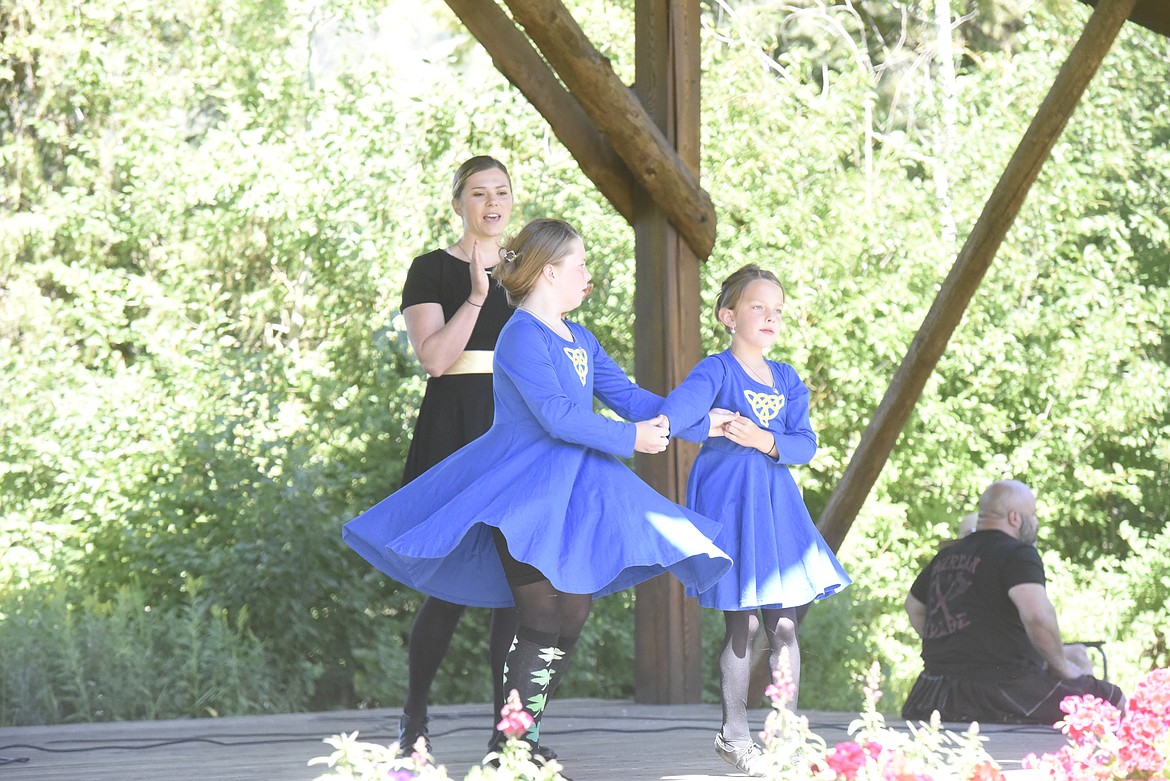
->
[[634, 414, 671, 454], [724, 414, 776, 455], [467, 239, 491, 306]]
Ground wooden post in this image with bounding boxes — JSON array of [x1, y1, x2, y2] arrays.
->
[[632, 0, 706, 705], [816, 0, 1139, 552]]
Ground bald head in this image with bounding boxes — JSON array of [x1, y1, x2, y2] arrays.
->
[[976, 480, 1039, 543]]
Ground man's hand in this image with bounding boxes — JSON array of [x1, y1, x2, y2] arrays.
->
[[1060, 644, 1096, 679]]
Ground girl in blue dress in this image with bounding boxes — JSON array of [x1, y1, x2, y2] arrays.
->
[[660, 264, 851, 777], [343, 218, 731, 764]]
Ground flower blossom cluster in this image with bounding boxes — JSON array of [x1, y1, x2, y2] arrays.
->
[[308, 663, 1170, 781], [496, 689, 535, 738], [1025, 667, 1170, 781], [309, 691, 565, 781], [757, 654, 1004, 781], [820, 740, 883, 779]]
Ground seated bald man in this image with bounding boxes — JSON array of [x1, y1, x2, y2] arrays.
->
[[902, 480, 1125, 724]]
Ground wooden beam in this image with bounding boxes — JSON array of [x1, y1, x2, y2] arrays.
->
[[1078, 0, 1170, 37], [441, 0, 639, 222], [632, 0, 705, 705], [816, 0, 1140, 552], [501, 0, 717, 259]]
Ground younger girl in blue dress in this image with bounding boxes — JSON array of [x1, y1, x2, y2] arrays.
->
[[343, 218, 731, 766], [660, 264, 851, 777]]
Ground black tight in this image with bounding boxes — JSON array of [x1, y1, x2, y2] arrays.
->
[[490, 525, 592, 638], [718, 607, 800, 743], [484, 527, 592, 748], [510, 577, 593, 641], [403, 597, 518, 723]]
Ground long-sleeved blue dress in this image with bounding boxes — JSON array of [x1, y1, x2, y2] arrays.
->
[[343, 310, 732, 608], [660, 351, 850, 610]]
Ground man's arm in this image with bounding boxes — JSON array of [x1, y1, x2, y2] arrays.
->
[[905, 593, 927, 639], [1008, 582, 1090, 679]]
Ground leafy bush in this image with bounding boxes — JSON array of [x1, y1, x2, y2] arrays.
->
[[0, 581, 306, 725]]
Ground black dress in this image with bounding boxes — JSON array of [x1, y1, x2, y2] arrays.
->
[[399, 249, 512, 486]]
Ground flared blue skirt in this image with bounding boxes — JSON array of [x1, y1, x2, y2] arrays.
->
[[344, 422, 732, 607]]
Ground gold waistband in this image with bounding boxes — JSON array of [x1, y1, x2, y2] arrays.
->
[[443, 350, 494, 376]]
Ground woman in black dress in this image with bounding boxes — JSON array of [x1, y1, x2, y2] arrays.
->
[[396, 156, 517, 752]]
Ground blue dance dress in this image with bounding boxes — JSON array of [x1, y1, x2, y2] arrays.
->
[[660, 351, 850, 610], [343, 310, 733, 608]]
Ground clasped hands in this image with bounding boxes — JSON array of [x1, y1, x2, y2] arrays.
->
[[633, 409, 775, 455]]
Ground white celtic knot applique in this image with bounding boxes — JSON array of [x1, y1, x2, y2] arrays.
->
[[744, 390, 784, 426], [563, 346, 588, 386]]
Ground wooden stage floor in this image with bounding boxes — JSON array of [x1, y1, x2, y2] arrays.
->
[[0, 698, 1070, 780]]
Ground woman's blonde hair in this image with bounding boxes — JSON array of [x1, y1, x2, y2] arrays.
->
[[450, 155, 510, 201], [493, 218, 580, 306], [715, 264, 784, 334]]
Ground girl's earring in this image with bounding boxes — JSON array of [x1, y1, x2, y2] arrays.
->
[[730, 327, 736, 334]]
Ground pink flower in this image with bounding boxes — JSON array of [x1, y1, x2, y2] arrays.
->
[[766, 651, 798, 707], [1129, 667, 1170, 719], [881, 749, 926, 781], [1028, 668, 1170, 781], [966, 760, 1005, 781], [824, 740, 884, 780], [765, 679, 796, 706], [1024, 749, 1072, 779], [1117, 735, 1164, 775], [1056, 694, 1120, 744], [1118, 710, 1166, 754], [824, 741, 868, 779], [495, 689, 535, 738]]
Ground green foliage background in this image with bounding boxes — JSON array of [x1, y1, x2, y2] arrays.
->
[[1, 0, 1167, 724]]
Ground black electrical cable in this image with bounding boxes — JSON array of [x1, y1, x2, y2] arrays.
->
[[0, 731, 392, 754], [0, 711, 1057, 769]]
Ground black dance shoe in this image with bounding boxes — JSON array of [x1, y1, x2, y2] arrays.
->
[[397, 713, 431, 754]]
